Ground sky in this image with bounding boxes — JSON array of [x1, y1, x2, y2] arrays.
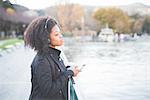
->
[[9, 0, 150, 9]]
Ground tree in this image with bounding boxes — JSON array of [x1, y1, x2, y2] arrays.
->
[[56, 4, 84, 33], [130, 13, 143, 34], [92, 7, 131, 33], [132, 19, 143, 33], [142, 16, 150, 34]]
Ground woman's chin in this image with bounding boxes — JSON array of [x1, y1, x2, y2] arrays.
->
[[57, 43, 63, 46]]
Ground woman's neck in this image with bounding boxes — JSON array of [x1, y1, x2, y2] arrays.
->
[[49, 45, 55, 48]]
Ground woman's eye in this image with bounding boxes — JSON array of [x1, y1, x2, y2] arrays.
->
[[55, 33, 59, 36]]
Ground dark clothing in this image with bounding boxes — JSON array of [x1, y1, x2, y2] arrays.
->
[[29, 47, 74, 100]]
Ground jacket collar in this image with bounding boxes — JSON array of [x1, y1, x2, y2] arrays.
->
[[48, 47, 61, 59]]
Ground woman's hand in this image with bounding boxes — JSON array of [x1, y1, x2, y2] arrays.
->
[[72, 66, 80, 77]]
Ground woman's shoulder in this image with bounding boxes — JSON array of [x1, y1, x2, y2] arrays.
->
[[31, 52, 49, 66], [31, 53, 52, 74]]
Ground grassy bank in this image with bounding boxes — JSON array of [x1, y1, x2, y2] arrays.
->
[[0, 38, 23, 50]]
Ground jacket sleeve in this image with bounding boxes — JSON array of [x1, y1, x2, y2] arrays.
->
[[33, 57, 74, 97]]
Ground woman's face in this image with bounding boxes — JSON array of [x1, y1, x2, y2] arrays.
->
[[49, 25, 64, 48]]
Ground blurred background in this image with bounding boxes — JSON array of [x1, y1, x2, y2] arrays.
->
[[0, 0, 150, 100]]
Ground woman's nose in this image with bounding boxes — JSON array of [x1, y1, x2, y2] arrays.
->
[[59, 34, 63, 39]]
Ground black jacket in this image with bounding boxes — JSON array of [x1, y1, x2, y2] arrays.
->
[[29, 47, 74, 100]]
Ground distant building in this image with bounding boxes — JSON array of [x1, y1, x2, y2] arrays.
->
[[0, 1, 38, 38]]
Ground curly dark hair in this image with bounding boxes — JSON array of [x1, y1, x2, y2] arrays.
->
[[24, 16, 58, 52]]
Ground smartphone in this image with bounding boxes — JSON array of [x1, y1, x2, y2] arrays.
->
[[79, 64, 86, 71]]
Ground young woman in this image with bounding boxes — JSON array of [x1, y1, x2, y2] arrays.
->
[[24, 16, 80, 100]]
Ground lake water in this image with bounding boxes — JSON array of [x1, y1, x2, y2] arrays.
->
[[63, 36, 150, 100], [0, 36, 149, 100]]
